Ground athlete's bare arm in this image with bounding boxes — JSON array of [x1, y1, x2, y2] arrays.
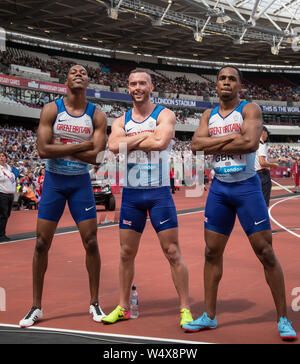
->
[[216, 103, 262, 154], [191, 109, 235, 155], [37, 102, 93, 159], [258, 156, 279, 169], [72, 108, 107, 164], [108, 114, 150, 154], [136, 108, 175, 152]]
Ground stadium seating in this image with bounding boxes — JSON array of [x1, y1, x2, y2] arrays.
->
[[1, 48, 299, 103]]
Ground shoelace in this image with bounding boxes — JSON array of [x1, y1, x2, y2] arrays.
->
[[280, 318, 292, 330], [92, 303, 102, 316], [24, 307, 39, 320]]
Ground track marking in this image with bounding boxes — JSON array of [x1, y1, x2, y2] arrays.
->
[[271, 179, 294, 194], [268, 195, 300, 239], [0, 323, 213, 344], [0, 222, 118, 245]]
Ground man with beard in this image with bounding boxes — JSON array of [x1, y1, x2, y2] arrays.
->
[[182, 66, 296, 341], [103, 69, 193, 328]]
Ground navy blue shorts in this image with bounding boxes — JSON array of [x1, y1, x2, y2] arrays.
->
[[38, 171, 96, 223], [205, 174, 271, 236], [119, 187, 178, 233]]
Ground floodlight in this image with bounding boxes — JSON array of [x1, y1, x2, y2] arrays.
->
[[271, 46, 279, 55], [194, 32, 203, 42], [216, 15, 231, 24], [108, 7, 118, 20]]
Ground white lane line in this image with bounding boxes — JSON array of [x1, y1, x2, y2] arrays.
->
[[268, 195, 300, 239], [271, 179, 294, 194], [0, 323, 212, 344]]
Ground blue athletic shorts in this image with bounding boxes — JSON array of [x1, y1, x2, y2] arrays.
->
[[119, 186, 178, 233], [38, 171, 97, 223], [205, 174, 271, 236]]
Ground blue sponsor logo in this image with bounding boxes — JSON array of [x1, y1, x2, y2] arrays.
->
[[215, 166, 246, 174]]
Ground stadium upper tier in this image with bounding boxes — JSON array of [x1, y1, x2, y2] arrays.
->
[[1, 47, 300, 104]]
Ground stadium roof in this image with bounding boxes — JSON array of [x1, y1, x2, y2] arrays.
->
[[1, 0, 300, 67]]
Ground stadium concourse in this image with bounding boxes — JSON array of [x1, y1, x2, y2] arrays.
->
[[0, 0, 300, 346]]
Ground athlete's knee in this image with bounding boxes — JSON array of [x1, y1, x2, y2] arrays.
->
[[120, 245, 136, 264], [35, 235, 51, 255], [163, 242, 182, 266], [256, 244, 277, 269], [205, 243, 225, 264], [83, 234, 98, 255]]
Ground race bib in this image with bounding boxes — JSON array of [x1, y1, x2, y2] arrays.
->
[[213, 154, 246, 174]]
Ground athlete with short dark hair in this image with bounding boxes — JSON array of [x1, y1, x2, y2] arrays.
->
[[19, 65, 108, 327], [182, 66, 297, 341]]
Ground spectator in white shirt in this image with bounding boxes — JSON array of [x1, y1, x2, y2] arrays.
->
[[255, 126, 279, 206], [0, 151, 16, 242]]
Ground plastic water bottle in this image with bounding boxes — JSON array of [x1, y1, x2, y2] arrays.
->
[[130, 284, 139, 319]]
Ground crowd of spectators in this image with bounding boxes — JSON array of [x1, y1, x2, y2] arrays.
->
[[0, 49, 128, 90], [1, 48, 299, 102], [0, 124, 44, 209], [268, 144, 300, 161], [244, 77, 300, 102], [150, 74, 215, 98]]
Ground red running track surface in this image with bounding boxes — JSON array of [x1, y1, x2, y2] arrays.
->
[[1, 181, 299, 344]]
